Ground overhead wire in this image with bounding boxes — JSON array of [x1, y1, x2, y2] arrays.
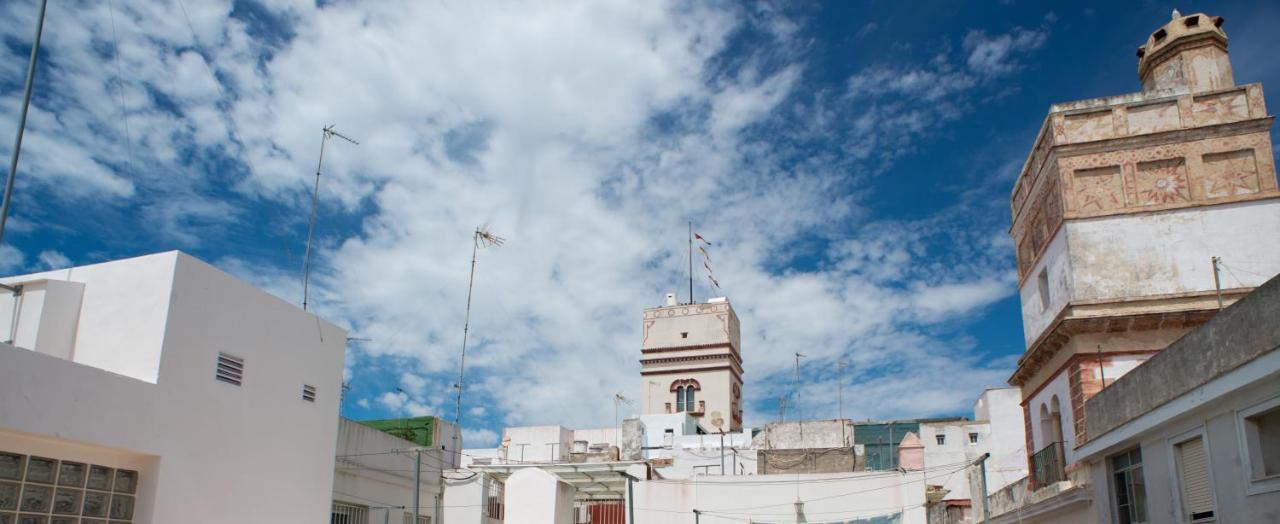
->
[[104, 0, 135, 179]]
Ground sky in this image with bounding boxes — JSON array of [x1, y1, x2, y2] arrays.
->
[[2, 0, 1278, 448]]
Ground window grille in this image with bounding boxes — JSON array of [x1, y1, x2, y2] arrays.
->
[[303, 384, 317, 402], [402, 513, 430, 524], [935, 434, 945, 445], [969, 432, 979, 444], [1175, 436, 1214, 521], [331, 501, 369, 524], [215, 353, 244, 386]]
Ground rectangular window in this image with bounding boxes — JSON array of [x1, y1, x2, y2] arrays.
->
[[1110, 447, 1147, 524], [1174, 436, 1214, 521], [969, 432, 980, 444], [1038, 269, 1051, 311], [215, 353, 244, 386], [0, 450, 136, 523], [935, 434, 945, 446], [1242, 399, 1280, 489], [303, 385, 317, 402]]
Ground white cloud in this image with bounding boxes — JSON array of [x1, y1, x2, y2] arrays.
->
[[36, 250, 71, 270], [462, 428, 499, 448], [0, 1, 1041, 438]]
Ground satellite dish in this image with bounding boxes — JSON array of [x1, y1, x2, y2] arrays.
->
[[710, 411, 725, 430]]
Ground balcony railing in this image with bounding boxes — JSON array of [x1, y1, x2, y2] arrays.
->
[[1032, 441, 1065, 486]]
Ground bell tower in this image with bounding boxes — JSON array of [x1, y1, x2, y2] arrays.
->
[[639, 293, 743, 432], [1007, 11, 1280, 473]]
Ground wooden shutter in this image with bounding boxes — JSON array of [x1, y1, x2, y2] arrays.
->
[[1176, 437, 1214, 520]]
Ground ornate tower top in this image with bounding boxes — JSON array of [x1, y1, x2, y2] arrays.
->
[[1137, 12, 1232, 93]]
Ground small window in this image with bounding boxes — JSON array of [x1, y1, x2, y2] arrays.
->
[[1242, 402, 1280, 481], [216, 352, 244, 386], [936, 434, 946, 446], [969, 432, 980, 444], [303, 384, 317, 402], [1110, 447, 1147, 524], [1153, 28, 1167, 42], [1038, 269, 1051, 311], [680, 332, 688, 339], [1184, 16, 1200, 28], [1174, 436, 1214, 521]]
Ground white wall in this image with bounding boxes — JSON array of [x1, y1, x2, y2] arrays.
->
[[1067, 200, 1280, 302], [333, 418, 447, 523], [975, 388, 1030, 494], [1019, 228, 1073, 346], [0, 252, 348, 524], [1027, 372, 1076, 463], [633, 471, 928, 523]]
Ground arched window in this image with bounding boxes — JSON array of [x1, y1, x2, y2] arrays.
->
[[1049, 396, 1064, 444], [685, 387, 696, 412], [676, 386, 686, 412]]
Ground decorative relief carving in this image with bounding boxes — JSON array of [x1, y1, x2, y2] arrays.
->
[[1132, 158, 1191, 205], [1126, 101, 1181, 135], [1063, 110, 1115, 143], [1191, 90, 1248, 126], [1071, 166, 1125, 212], [1199, 149, 1260, 198]]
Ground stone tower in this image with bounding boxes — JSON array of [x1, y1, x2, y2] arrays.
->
[[1007, 11, 1280, 478], [639, 294, 743, 432]]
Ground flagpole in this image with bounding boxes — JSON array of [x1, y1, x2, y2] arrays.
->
[[688, 221, 694, 304]]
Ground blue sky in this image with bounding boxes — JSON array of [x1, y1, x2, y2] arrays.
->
[[2, 0, 1278, 447]]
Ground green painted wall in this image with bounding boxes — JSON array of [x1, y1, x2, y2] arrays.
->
[[359, 416, 436, 447]]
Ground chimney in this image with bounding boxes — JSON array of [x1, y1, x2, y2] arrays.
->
[[664, 293, 677, 307]]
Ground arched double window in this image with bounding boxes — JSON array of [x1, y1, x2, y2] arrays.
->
[[671, 379, 701, 412], [676, 386, 697, 412]]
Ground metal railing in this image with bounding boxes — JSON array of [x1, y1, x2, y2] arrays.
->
[[1031, 441, 1065, 486], [330, 502, 369, 524]]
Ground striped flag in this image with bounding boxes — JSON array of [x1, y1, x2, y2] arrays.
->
[[695, 231, 721, 291]]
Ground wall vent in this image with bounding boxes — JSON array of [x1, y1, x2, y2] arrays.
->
[[215, 353, 244, 386], [303, 384, 317, 402]]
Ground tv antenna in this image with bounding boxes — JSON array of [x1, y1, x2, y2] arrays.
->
[[453, 226, 505, 458], [301, 124, 359, 311], [614, 393, 634, 448]]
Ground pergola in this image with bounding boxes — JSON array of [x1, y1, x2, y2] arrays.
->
[[468, 461, 648, 501]]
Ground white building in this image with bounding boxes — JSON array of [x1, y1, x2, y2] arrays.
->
[[332, 417, 460, 524], [919, 387, 1027, 522], [0, 252, 347, 524]]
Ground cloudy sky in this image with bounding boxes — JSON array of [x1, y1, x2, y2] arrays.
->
[[3, 0, 1278, 447]]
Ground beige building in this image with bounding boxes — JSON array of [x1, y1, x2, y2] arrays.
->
[[639, 293, 744, 432], [993, 11, 1280, 523]]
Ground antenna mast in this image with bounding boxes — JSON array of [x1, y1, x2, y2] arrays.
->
[[453, 227, 504, 458], [687, 221, 694, 304], [302, 124, 358, 311]]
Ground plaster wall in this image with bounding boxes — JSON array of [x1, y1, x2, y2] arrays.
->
[[0, 252, 178, 383], [974, 388, 1031, 494], [632, 471, 928, 524], [642, 369, 738, 432], [1027, 372, 1076, 463], [441, 472, 500, 524], [500, 426, 574, 463], [504, 468, 574, 524], [1018, 230, 1072, 346], [0, 252, 347, 524], [1085, 366, 1280, 524], [333, 418, 447, 523], [920, 422, 989, 499], [1065, 199, 1280, 302]]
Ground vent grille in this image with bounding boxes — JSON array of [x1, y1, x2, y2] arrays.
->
[[302, 384, 317, 402], [215, 353, 244, 386]]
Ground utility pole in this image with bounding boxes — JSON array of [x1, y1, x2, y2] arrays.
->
[[975, 452, 992, 524], [693, 509, 701, 524], [0, 0, 48, 251], [412, 449, 421, 524], [301, 125, 358, 311], [1212, 256, 1224, 309]]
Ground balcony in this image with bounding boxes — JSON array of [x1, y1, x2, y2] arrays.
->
[[663, 400, 705, 415], [1032, 441, 1065, 486]]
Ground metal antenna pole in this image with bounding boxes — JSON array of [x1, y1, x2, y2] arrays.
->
[[302, 125, 357, 311], [454, 227, 504, 461], [688, 221, 694, 304], [412, 449, 421, 524], [1212, 256, 1223, 309], [0, 0, 48, 251]]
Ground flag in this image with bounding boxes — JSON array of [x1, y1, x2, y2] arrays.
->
[[694, 233, 712, 245], [698, 246, 711, 261], [708, 275, 721, 289]]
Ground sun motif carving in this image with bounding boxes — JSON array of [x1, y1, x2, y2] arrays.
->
[[1205, 170, 1257, 198], [1074, 173, 1123, 211], [1140, 174, 1188, 203]]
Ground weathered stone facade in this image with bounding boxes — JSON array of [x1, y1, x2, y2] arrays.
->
[[1005, 12, 1280, 496]]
